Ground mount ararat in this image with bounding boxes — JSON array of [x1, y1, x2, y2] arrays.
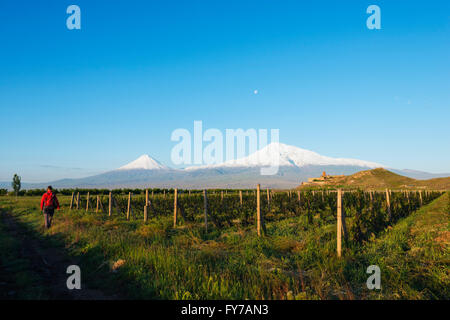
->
[[3, 143, 449, 189]]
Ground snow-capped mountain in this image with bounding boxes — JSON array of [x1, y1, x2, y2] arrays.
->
[[117, 154, 168, 171], [15, 143, 448, 189], [186, 143, 384, 170]]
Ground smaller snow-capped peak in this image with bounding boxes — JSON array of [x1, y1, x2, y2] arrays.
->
[[117, 154, 168, 170]]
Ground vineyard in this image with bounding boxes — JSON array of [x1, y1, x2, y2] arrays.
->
[[70, 188, 444, 249], [0, 188, 447, 300]]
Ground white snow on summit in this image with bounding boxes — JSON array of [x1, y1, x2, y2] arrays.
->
[[186, 143, 384, 170], [117, 154, 168, 170]]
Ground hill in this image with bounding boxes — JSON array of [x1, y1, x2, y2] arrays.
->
[[298, 168, 450, 190]]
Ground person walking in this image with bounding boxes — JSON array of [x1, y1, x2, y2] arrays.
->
[[40, 186, 60, 228]]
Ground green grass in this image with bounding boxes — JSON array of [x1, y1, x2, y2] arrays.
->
[[0, 208, 49, 299], [0, 193, 448, 300], [351, 192, 450, 299]]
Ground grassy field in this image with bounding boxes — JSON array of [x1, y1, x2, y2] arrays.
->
[[0, 192, 448, 300]]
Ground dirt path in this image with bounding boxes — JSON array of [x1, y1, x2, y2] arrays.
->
[[1, 211, 120, 300]]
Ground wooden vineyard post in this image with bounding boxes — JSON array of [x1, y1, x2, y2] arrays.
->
[[99, 197, 104, 212], [108, 192, 112, 217], [86, 192, 90, 212], [257, 184, 261, 237], [70, 192, 74, 210], [144, 189, 149, 222], [369, 190, 373, 202], [239, 190, 243, 206], [297, 191, 301, 207], [203, 189, 208, 232], [163, 190, 166, 198], [337, 189, 342, 258], [96, 195, 100, 213], [76, 192, 80, 209], [126, 192, 131, 220], [267, 188, 270, 211], [385, 189, 391, 220], [419, 191, 423, 205], [221, 191, 224, 202], [173, 188, 178, 227]]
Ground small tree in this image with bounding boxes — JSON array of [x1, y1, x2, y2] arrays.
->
[[12, 174, 21, 197]]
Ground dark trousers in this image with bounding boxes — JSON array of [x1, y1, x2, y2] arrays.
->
[[43, 208, 54, 228]]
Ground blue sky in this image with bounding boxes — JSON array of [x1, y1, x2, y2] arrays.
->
[[0, 0, 449, 182]]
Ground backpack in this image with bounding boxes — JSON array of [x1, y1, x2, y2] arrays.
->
[[44, 193, 56, 209]]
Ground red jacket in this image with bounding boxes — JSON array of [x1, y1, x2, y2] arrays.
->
[[40, 191, 60, 210]]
